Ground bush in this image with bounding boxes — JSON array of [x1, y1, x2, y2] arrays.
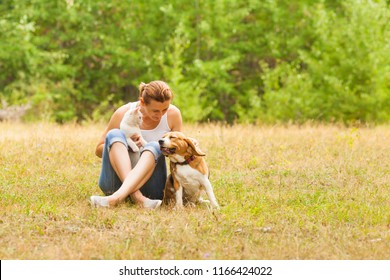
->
[[0, 0, 389, 124], [261, 0, 390, 123]]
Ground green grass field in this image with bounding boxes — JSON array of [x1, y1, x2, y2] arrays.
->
[[0, 122, 389, 259]]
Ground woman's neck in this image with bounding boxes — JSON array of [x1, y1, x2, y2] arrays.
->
[[140, 111, 160, 130]]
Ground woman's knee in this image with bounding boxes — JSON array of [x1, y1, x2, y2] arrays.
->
[[105, 129, 128, 152], [106, 128, 125, 142], [141, 141, 163, 163]]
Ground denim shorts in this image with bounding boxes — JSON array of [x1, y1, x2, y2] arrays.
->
[[98, 129, 167, 200]]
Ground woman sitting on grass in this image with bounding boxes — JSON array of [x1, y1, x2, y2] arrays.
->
[[90, 80, 182, 209]]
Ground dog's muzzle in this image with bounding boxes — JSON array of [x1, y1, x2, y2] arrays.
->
[[158, 139, 176, 155]]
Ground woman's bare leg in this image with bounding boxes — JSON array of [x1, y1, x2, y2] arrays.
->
[[108, 143, 147, 205], [109, 142, 132, 180], [108, 150, 156, 206], [91, 148, 159, 208]]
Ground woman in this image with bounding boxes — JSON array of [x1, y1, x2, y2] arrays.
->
[[91, 80, 182, 209]]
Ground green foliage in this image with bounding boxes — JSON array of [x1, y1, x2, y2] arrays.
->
[[0, 0, 389, 124], [261, 0, 390, 123]]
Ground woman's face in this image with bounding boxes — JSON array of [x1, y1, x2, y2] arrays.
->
[[140, 99, 170, 122]]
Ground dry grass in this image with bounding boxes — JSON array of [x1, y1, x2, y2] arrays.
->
[[0, 122, 389, 260]]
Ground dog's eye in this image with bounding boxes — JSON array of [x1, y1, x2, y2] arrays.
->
[[169, 136, 176, 139]]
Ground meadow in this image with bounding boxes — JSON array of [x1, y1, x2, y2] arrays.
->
[[0, 122, 389, 259]]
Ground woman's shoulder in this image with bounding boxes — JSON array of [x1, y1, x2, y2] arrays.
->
[[167, 104, 182, 121], [114, 103, 131, 116], [168, 104, 181, 115], [115, 101, 140, 115], [109, 103, 133, 126], [167, 104, 182, 131]]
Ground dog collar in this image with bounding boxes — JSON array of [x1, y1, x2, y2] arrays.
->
[[176, 155, 196, 165]]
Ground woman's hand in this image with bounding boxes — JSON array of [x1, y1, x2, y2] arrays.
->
[[131, 134, 144, 148]]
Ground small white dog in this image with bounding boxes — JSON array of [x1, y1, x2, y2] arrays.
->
[[120, 107, 147, 152]]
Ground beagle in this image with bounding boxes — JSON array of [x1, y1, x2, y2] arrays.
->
[[158, 131, 220, 209]]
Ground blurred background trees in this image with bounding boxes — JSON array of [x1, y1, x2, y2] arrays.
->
[[0, 0, 389, 124]]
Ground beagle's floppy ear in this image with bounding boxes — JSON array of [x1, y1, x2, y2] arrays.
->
[[185, 138, 205, 156]]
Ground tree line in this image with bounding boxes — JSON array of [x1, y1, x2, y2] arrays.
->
[[0, 0, 389, 124]]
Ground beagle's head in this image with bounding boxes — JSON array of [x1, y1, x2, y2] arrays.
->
[[159, 132, 205, 161]]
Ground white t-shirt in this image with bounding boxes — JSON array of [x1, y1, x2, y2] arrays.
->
[[128, 101, 171, 142]]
